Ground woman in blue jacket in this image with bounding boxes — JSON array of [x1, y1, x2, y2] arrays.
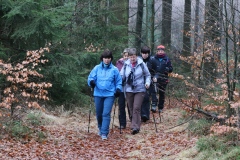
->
[[88, 49, 122, 140]]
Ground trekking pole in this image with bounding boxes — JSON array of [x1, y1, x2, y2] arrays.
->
[[88, 88, 93, 133], [112, 99, 117, 131], [151, 79, 158, 132], [152, 111, 158, 133], [156, 85, 166, 123], [158, 112, 162, 123]]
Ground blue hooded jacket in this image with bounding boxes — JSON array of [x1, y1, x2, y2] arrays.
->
[[88, 62, 122, 97]]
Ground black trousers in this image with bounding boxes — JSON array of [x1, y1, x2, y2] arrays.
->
[[141, 83, 158, 119], [157, 83, 167, 109], [118, 92, 127, 127]]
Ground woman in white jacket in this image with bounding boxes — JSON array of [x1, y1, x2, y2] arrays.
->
[[120, 48, 151, 135]]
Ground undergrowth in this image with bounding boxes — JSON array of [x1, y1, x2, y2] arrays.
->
[[185, 116, 240, 160], [3, 111, 49, 142], [196, 135, 240, 160]]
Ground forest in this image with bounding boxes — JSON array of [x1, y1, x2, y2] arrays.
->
[[0, 0, 240, 159]]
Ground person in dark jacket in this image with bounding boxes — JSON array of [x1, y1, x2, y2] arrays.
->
[[88, 49, 122, 140], [148, 45, 173, 113], [120, 48, 151, 135], [116, 48, 129, 129], [139, 46, 158, 122]]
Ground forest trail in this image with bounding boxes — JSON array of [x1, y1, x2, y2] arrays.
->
[[0, 99, 199, 159]]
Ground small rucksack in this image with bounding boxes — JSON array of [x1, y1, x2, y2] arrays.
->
[[123, 62, 145, 86]]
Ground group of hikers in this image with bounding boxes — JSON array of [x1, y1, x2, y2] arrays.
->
[[87, 45, 173, 140]]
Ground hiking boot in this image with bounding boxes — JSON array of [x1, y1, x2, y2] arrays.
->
[[141, 115, 148, 122], [101, 134, 107, 140], [151, 105, 157, 113], [131, 129, 139, 135], [119, 125, 126, 129], [158, 106, 163, 113]]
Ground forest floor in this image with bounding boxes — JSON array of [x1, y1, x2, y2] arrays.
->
[[0, 98, 200, 160]]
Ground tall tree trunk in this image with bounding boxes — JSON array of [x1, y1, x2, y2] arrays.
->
[[114, 0, 129, 46], [161, 0, 172, 48], [146, 0, 155, 51], [182, 0, 192, 73], [135, 0, 143, 50], [193, 0, 200, 53], [223, 0, 238, 116], [203, 0, 220, 84]]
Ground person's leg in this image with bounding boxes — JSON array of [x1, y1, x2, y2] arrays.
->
[[150, 83, 158, 112], [131, 92, 145, 132], [101, 96, 115, 136], [126, 102, 131, 121], [158, 83, 167, 111], [118, 92, 126, 128], [94, 96, 104, 132], [126, 92, 134, 125], [150, 83, 158, 106], [141, 91, 150, 121]]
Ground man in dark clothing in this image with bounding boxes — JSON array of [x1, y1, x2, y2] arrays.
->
[[139, 46, 158, 122], [148, 45, 173, 113], [116, 48, 129, 129]]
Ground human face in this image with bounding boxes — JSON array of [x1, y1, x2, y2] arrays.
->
[[122, 52, 129, 61], [129, 54, 137, 64], [103, 57, 111, 64], [156, 49, 165, 56], [141, 52, 149, 59]]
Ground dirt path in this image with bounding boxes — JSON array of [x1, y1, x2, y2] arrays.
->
[[0, 105, 198, 159]]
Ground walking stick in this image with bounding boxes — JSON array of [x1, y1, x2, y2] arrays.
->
[[152, 111, 158, 133], [112, 99, 117, 131], [158, 112, 162, 123], [151, 81, 158, 132], [88, 109, 91, 133], [156, 85, 166, 123], [88, 88, 93, 133]]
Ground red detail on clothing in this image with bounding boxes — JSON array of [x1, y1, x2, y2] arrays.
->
[[131, 62, 136, 67], [157, 45, 165, 50], [157, 54, 166, 58]]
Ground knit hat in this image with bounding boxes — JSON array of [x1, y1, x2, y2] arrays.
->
[[157, 45, 165, 50]]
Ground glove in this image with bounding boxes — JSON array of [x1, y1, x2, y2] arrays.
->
[[165, 67, 169, 73], [114, 88, 121, 97], [90, 80, 96, 88]]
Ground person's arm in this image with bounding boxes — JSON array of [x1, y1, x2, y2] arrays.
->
[[143, 63, 151, 87], [167, 59, 173, 73], [115, 69, 123, 92], [87, 66, 98, 87], [116, 58, 124, 71]]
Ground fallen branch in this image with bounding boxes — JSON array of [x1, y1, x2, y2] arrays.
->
[[167, 114, 194, 130], [176, 97, 225, 123]]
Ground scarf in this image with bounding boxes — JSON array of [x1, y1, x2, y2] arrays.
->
[[157, 54, 166, 58], [131, 62, 136, 67]]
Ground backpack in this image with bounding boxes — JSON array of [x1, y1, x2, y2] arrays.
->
[[123, 62, 145, 86]]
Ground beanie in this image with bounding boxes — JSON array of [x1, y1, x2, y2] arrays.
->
[[157, 45, 165, 50]]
